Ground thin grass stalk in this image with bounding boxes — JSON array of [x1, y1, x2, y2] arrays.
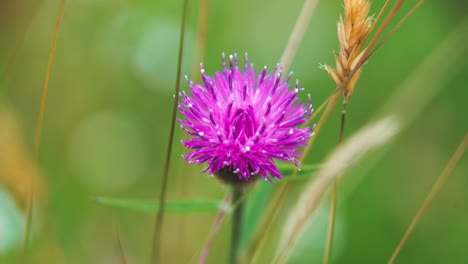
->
[[198, 191, 232, 264], [113, 223, 127, 264], [323, 95, 348, 264], [151, 0, 189, 263], [24, 0, 65, 257], [366, 0, 425, 62], [354, 0, 424, 77], [178, 0, 211, 258], [359, 0, 406, 64], [372, 0, 391, 29], [196, 184, 254, 263], [280, 0, 319, 73], [323, 178, 338, 264], [388, 134, 468, 264], [248, 185, 287, 264], [338, 98, 347, 143], [33, 0, 66, 169]]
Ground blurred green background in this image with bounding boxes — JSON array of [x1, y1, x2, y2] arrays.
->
[[0, 0, 467, 263]]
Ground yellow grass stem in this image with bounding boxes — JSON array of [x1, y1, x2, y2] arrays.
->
[[323, 94, 348, 264], [113, 223, 127, 264], [24, 0, 65, 257], [365, 0, 425, 63], [360, 0, 405, 63], [388, 134, 468, 263]]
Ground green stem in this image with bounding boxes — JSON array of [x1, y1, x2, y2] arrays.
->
[[151, 0, 189, 263], [323, 96, 347, 264], [230, 187, 245, 264]]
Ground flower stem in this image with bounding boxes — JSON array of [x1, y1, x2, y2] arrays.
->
[[230, 187, 245, 264]]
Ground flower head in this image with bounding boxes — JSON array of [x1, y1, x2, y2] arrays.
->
[[178, 53, 314, 184]]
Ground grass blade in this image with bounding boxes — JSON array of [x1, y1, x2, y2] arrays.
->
[[96, 197, 225, 214]]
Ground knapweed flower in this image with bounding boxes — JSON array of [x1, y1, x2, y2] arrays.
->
[[178, 53, 314, 185]]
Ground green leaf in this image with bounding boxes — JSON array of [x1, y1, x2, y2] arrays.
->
[[96, 197, 226, 213]]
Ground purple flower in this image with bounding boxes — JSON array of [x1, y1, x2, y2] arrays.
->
[[178, 53, 314, 184]]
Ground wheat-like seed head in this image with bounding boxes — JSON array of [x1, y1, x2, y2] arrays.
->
[[325, 0, 373, 98]]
